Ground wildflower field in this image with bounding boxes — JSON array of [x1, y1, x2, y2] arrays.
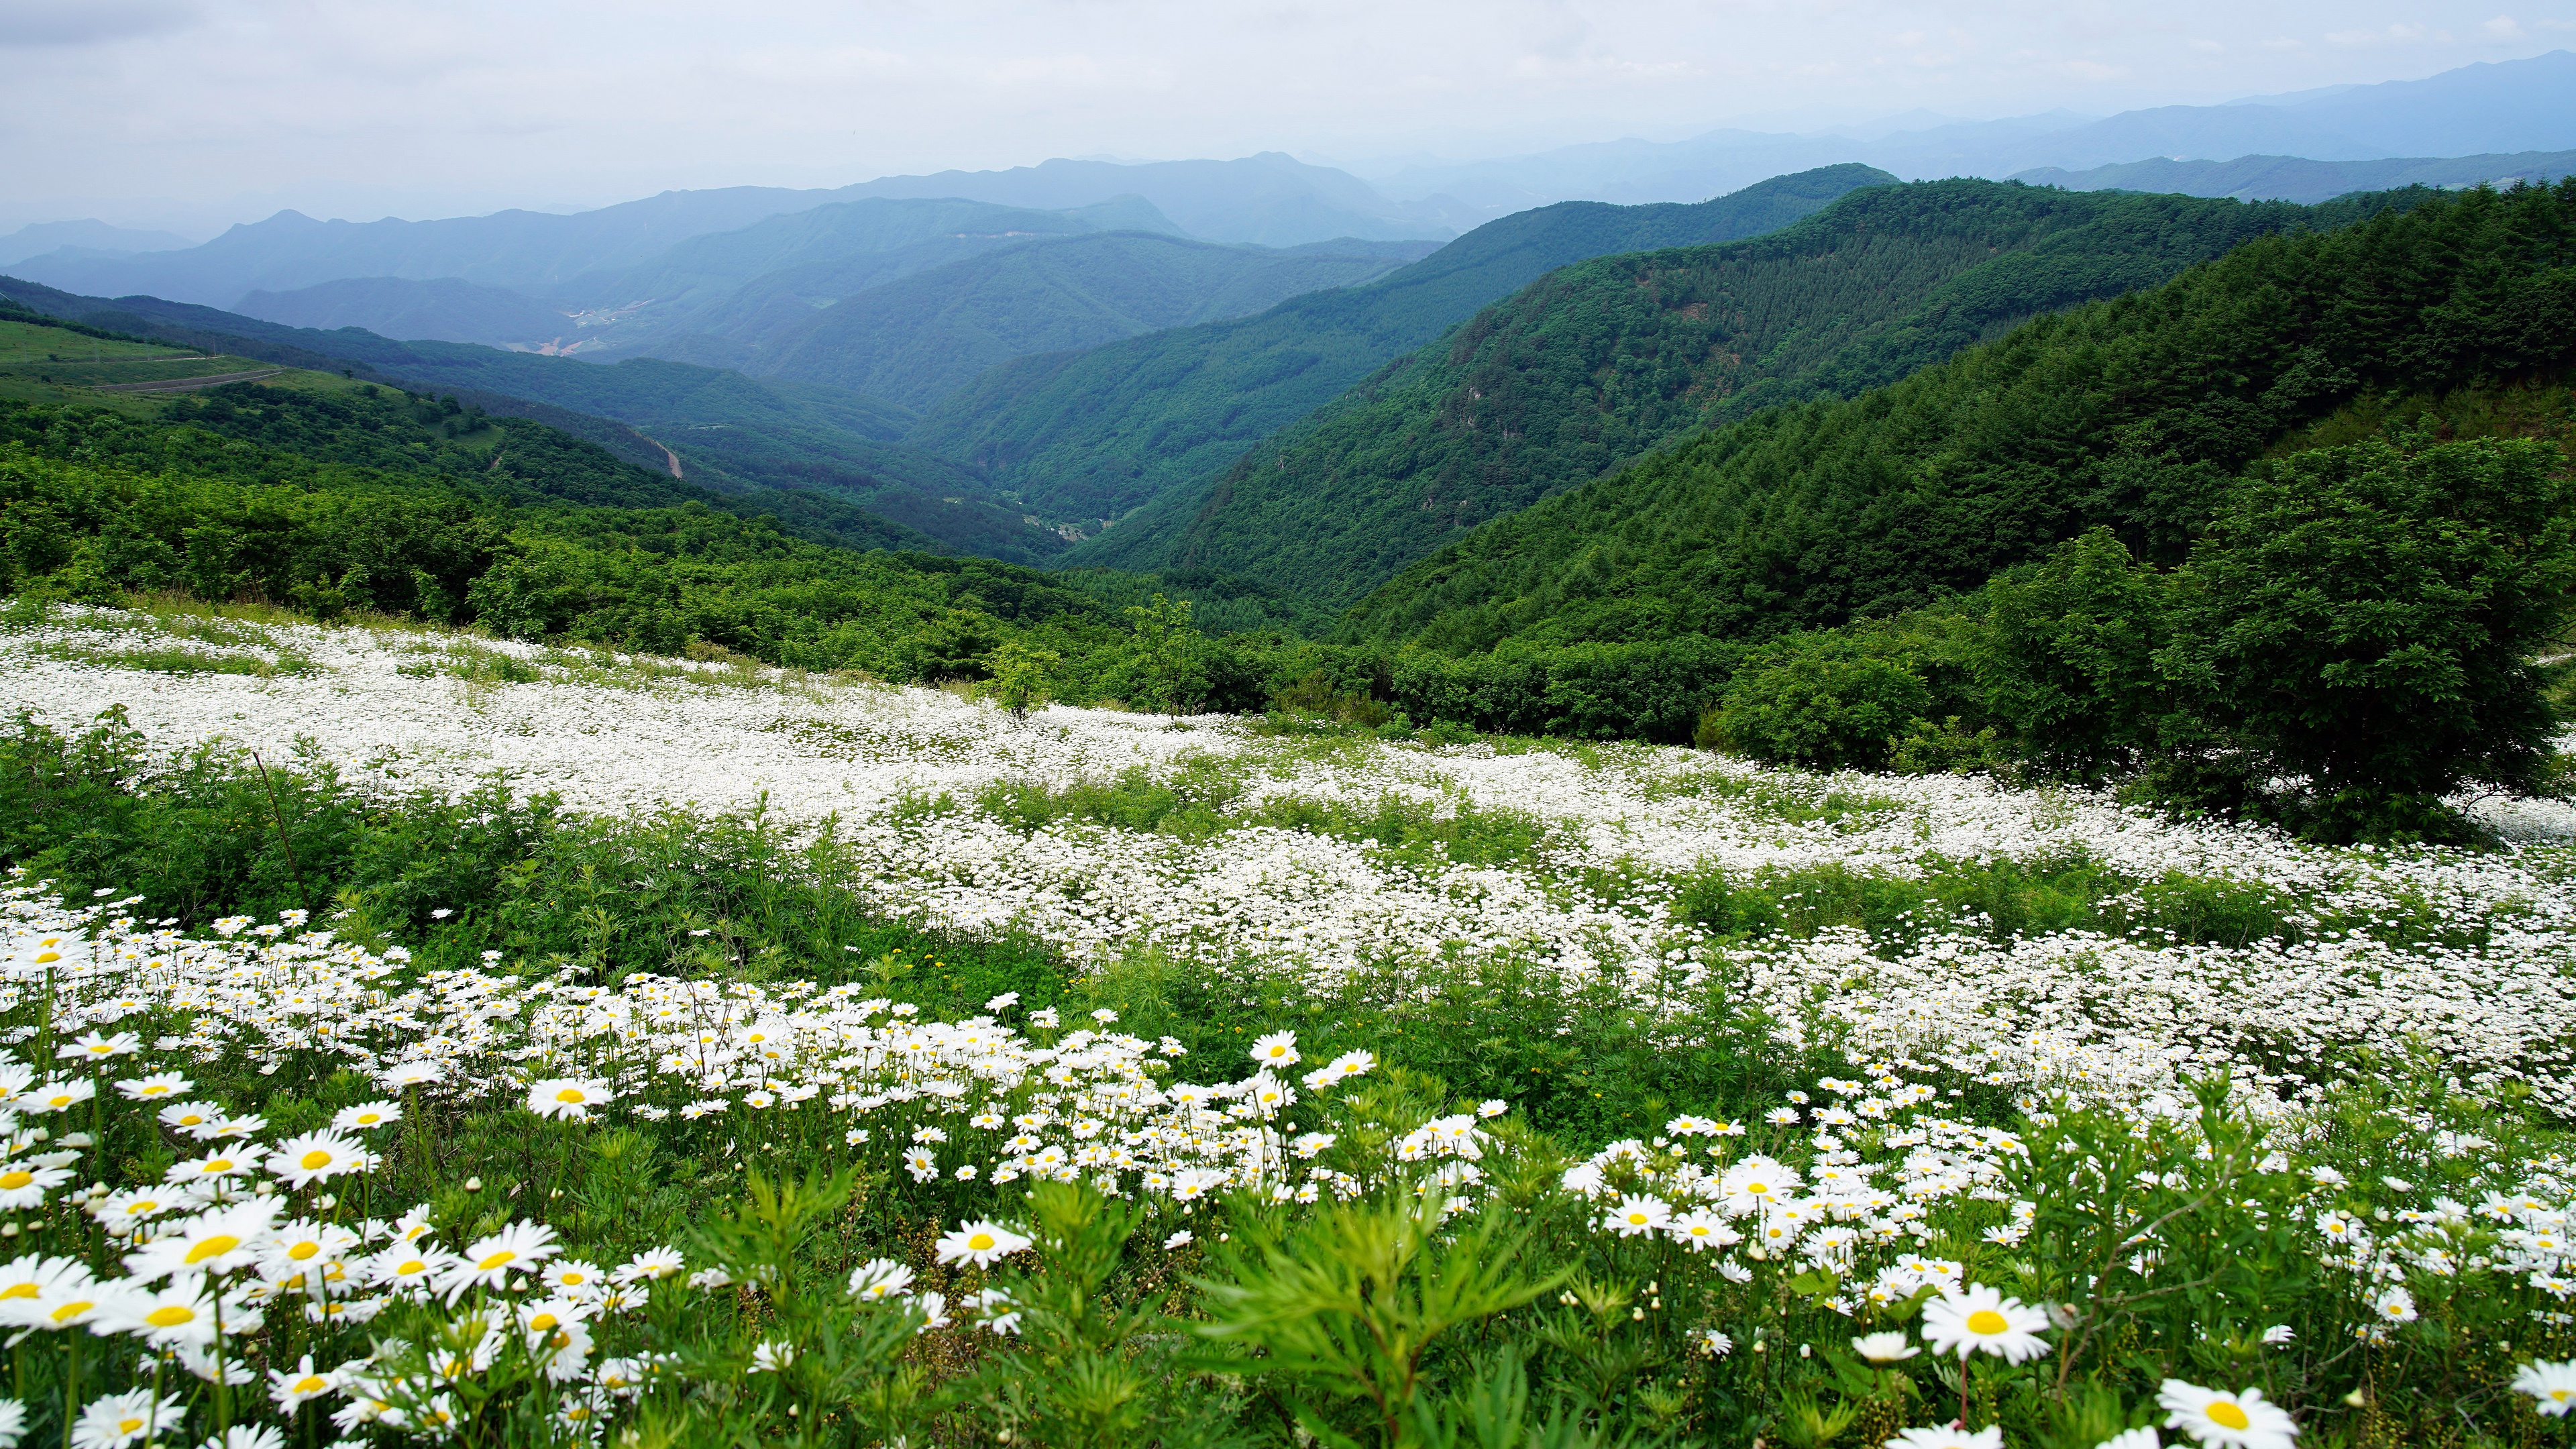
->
[[4, 598, 2576, 1449]]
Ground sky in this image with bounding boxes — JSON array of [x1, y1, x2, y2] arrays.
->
[[5, 0, 2574, 235]]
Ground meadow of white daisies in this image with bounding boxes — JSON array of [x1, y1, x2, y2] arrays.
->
[[3, 599, 2575, 1449]]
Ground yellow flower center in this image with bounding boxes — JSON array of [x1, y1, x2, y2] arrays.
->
[[0, 1284, 32, 1299], [479, 1250, 515, 1270], [1966, 1309, 2009, 1336], [0, 1172, 32, 1191], [2206, 1403, 2251, 1431], [397, 1260, 427, 1275], [184, 1234, 241, 1264], [356, 1114, 380, 1125], [145, 1305, 196, 1328], [293, 1376, 325, 1394], [124, 1203, 156, 1216], [50, 1300, 93, 1324], [1746, 1183, 1766, 1194], [289, 1242, 321, 1260], [555, 1089, 586, 1103], [117, 1418, 145, 1435], [32, 953, 58, 965], [967, 1233, 996, 1252], [204, 1159, 233, 1173], [301, 1150, 333, 1170], [529, 1313, 559, 1331]]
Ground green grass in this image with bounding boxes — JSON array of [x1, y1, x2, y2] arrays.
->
[[30, 638, 321, 678]]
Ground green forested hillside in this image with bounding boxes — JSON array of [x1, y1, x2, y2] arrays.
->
[[906, 165, 1895, 530], [0, 378, 1344, 690], [0, 276, 1069, 563], [1338, 180, 2576, 652], [3, 375, 940, 555], [1082, 182, 2417, 602], [751, 232, 1434, 410]]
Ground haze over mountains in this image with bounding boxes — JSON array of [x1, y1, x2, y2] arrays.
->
[[8, 47, 2576, 651], [1360, 50, 2576, 211]]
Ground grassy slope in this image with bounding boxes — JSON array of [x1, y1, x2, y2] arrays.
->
[[1334, 181, 2574, 651], [1081, 182, 2366, 605], [752, 232, 1435, 411], [906, 165, 1898, 529]]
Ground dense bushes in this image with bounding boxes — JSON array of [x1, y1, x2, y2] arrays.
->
[[1702, 641, 1931, 771], [1701, 436, 2576, 841], [1344, 179, 2576, 653]]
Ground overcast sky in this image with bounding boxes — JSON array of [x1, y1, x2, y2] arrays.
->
[[5, 0, 2572, 235]]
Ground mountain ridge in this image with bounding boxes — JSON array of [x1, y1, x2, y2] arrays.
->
[[906, 164, 1896, 532], [1069, 180, 2388, 603]]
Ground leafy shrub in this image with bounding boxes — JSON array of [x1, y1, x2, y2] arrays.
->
[[2159, 436, 2576, 841], [1705, 640, 1931, 771], [1968, 527, 2169, 782]]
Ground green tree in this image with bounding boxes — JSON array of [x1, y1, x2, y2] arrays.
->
[[1707, 638, 1932, 772], [987, 639, 1062, 719], [1970, 527, 2171, 783], [2156, 436, 2576, 841], [1122, 593, 1204, 718]]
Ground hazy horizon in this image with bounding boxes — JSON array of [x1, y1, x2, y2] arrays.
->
[[5, 0, 2575, 238]]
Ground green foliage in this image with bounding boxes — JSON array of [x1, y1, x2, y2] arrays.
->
[[1343, 180, 2571, 652], [916, 166, 1892, 530], [1707, 640, 1931, 773], [988, 637, 1061, 718], [5, 273, 1071, 561], [1120, 593, 1205, 716], [1967, 527, 2170, 783], [1103, 180, 2346, 605], [2157, 435, 2576, 841], [0, 707, 1069, 1010], [972, 1179, 1250, 1448], [1193, 1187, 1570, 1447], [1389, 636, 1743, 743]]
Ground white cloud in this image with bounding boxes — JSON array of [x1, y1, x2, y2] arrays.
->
[[6, 0, 2575, 232], [0, 0, 198, 46]]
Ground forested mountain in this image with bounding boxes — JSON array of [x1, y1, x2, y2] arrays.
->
[[7, 155, 1444, 307], [557, 196, 1179, 355], [2013, 150, 2576, 204], [1336, 180, 2575, 653], [745, 233, 1435, 410], [0, 362, 1326, 690], [833, 153, 1458, 246], [1076, 180, 2414, 603], [1366, 50, 2576, 211], [3, 186, 895, 307], [0, 276, 1068, 563], [219, 197, 1187, 354], [235, 276, 576, 345], [907, 164, 1893, 532]]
